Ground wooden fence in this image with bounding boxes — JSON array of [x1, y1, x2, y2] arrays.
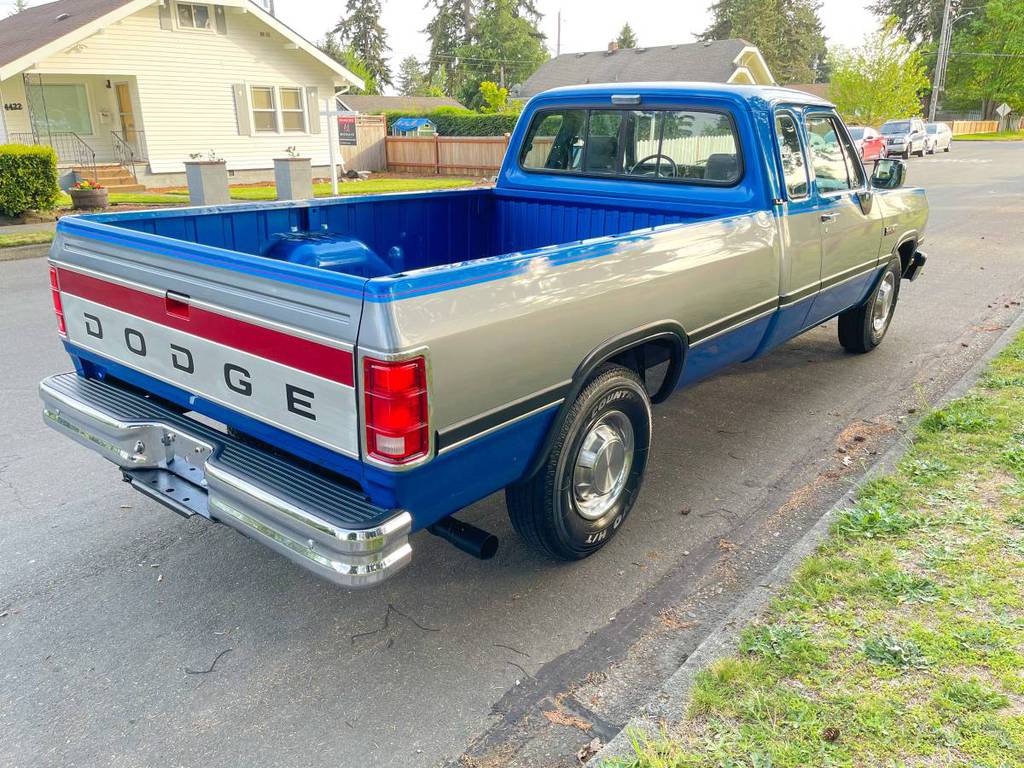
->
[[950, 120, 999, 136], [340, 115, 387, 171], [385, 134, 511, 176]]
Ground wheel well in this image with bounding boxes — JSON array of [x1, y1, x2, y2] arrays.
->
[[605, 335, 685, 404], [896, 239, 916, 276]]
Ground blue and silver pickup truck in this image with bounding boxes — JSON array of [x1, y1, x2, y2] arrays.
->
[[40, 83, 928, 587]]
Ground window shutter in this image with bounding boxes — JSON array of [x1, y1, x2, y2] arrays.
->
[[214, 6, 227, 34], [158, 2, 172, 30], [306, 87, 321, 134], [232, 84, 252, 136]]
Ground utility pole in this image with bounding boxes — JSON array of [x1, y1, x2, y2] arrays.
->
[[928, 0, 953, 121], [556, 10, 562, 56]]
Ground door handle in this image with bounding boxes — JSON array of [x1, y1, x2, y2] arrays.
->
[[820, 212, 839, 222]]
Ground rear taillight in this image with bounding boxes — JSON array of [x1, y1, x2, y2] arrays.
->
[[49, 266, 66, 336], [363, 355, 429, 464]]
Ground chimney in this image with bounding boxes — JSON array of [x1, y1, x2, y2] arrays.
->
[[608, 41, 619, 52]]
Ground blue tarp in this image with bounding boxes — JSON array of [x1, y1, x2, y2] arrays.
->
[[393, 117, 434, 132]]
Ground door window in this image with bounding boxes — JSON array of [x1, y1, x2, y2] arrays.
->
[[775, 113, 809, 199], [806, 114, 858, 194]]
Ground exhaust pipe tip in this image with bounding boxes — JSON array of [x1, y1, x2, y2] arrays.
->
[[428, 516, 499, 560]]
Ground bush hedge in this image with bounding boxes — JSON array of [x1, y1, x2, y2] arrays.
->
[[383, 109, 521, 137], [0, 144, 60, 217]]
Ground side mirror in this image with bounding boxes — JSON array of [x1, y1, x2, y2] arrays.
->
[[871, 158, 906, 190]]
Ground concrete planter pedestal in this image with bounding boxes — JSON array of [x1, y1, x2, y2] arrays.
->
[[274, 157, 313, 201], [184, 160, 230, 205]]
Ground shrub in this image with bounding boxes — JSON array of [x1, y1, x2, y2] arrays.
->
[[383, 109, 521, 136], [0, 143, 61, 217]]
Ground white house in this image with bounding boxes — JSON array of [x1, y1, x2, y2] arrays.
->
[[0, 0, 363, 188]]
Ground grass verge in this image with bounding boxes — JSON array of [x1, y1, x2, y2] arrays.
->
[[0, 231, 53, 248], [955, 131, 1024, 141], [609, 330, 1024, 767]]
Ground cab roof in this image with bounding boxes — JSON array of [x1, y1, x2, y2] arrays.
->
[[529, 81, 834, 110]]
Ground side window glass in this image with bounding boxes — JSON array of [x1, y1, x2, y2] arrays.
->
[[520, 109, 586, 171], [584, 111, 624, 173], [834, 120, 865, 188], [775, 113, 809, 199], [806, 114, 851, 193]]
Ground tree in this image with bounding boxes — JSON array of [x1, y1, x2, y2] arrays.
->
[[423, 0, 473, 96], [828, 19, 929, 125], [477, 81, 509, 112], [699, 0, 828, 83], [454, 0, 547, 107], [868, 0, 972, 45], [317, 34, 379, 95], [397, 56, 429, 96], [944, 0, 1024, 117], [8, 0, 29, 15], [616, 23, 638, 49], [332, 0, 392, 91]]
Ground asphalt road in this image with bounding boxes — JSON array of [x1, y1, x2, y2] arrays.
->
[[2, 143, 1023, 768]]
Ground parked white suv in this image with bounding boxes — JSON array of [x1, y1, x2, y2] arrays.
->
[[925, 122, 953, 153]]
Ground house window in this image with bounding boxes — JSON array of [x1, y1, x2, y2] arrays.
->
[[176, 2, 212, 31], [25, 83, 93, 136], [280, 87, 306, 132], [251, 86, 278, 133]]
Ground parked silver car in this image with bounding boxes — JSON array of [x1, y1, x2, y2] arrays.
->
[[881, 117, 928, 158], [925, 122, 953, 153]]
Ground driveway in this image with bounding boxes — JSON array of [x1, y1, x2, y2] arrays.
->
[[1, 143, 1022, 768]]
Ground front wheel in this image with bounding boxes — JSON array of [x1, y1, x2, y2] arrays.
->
[[506, 364, 652, 560], [838, 259, 901, 353]]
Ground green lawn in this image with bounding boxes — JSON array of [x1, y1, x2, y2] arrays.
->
[[0, 231, 53, 248], [56, 176, 475, 208], [609, 331, 1024, 767], [955, 130, 1024, 141]]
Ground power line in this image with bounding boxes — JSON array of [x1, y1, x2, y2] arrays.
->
[[948, 51, 1024, 58]]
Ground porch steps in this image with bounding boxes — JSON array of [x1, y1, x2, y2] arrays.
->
[[72, 164, 146, 193]]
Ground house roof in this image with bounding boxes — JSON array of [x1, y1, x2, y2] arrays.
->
[[519, 39, 772, 97], [337, 95, 467, 113], [0, 0, 363, 88]]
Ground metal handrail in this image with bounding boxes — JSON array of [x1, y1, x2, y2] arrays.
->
[[9, 130, 97, 183], [110, 130, 139, 182]]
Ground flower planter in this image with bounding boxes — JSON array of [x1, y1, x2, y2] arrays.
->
[[69, 188, 109, 210], [184, 160, 230, 205], [274, 157, 313, 201]]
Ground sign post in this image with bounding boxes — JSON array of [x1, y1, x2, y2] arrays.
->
[[320, 102, 360, 195], [995, 102, 1012, 131]]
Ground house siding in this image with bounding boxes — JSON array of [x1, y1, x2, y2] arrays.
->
[[22, 5, 339, 173]]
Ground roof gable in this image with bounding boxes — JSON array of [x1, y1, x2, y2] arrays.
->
[[519, 39, 771, 97], [0, 0, 362, 88]]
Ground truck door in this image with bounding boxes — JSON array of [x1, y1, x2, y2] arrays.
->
[[804, 111, 884, 325]]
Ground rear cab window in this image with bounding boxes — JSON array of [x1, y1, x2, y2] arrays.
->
[[519, 106, 742, 186]]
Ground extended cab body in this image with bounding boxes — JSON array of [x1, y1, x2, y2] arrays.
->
[[41, 84, 928, 586]]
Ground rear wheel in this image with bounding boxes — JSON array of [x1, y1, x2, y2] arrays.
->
[[506, 364, 652, 560], [838, 259, 901, 353]]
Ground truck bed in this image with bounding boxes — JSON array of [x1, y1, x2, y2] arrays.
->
[[79, 187, 731, 278]]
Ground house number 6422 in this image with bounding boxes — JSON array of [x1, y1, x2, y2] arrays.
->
[[3, 102, 23, 111]]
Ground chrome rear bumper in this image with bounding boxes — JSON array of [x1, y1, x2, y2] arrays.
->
[[40, 373, 412, 587]]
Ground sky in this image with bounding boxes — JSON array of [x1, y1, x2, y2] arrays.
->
[[272, 0, 881, 92], [3, 0, 881, 91]]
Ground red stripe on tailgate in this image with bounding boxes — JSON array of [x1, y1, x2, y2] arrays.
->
[[58, 268, 354, 387]]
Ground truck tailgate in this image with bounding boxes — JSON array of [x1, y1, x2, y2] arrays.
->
[[51, 218, 365, 458]]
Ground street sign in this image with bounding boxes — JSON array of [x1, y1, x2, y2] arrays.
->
[[996, 102, 1012, 118]]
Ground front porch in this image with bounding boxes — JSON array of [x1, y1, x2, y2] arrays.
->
[[1, 73, 147, 190]]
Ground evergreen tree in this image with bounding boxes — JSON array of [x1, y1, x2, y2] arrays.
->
[[9, 0, 30, 15], [699, 0, 828, 83], [332, 0, 392, 91], [868, 0, 971, 45], [317, 34, 379, 95], [423, 0, 473, 96], [397, 55, 430, 96], [616, 23, 638, 49], [455, 0, 547, 107]]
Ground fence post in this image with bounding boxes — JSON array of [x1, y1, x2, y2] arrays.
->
[[433, 134, 441, 175]]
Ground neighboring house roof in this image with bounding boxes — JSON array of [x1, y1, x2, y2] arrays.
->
[[518, 39, 774, 97], [785, 82, 831, 101], [0, 0, 363, 88], [336, 95, 467, 113]]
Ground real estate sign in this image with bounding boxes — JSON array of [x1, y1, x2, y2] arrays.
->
[[338, 116, 357, 146]]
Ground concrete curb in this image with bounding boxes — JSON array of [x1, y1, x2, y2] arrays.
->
[[592, 309, 1024, 763], [0, 243, 50, 262]]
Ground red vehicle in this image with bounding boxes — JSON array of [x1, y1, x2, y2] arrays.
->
[[848, 126, 886, 161]]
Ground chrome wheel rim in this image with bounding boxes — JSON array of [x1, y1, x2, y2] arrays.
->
[[572, 411, 634, 520], [871, 271, 896, 337]]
